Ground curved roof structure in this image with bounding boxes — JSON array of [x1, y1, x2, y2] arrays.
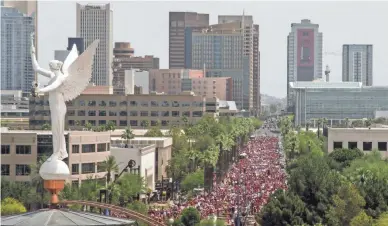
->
[[1, 209, 137, 226]]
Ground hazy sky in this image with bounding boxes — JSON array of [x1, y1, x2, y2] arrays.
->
[[37, 1, 388, 98]]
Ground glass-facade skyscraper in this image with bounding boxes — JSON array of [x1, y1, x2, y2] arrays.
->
[[1, 6, 35, 92]]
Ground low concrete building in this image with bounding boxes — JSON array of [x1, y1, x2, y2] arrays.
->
[[328, 127, 388, 158], [1, 90, 29, 129], [110, 137, 172, 181], [1, 129, 111, 185], [110, 143, 156, 190]]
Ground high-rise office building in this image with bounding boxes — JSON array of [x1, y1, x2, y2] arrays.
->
[[169, 12, 209, 69], [342, 44, 373, 86], [76, 3, 113, 86], [54, 50, 70, 62], [287, 19, 323, 110], [1, 6, 35, 92], [3, 0, 38, 58], [187, 15, 256, 112]]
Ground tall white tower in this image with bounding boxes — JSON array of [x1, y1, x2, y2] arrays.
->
[[76, 3, 113, 86]]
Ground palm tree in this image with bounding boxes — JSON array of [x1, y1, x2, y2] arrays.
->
[[84, 122, 92, 131], [105, 121, 116, 131], [100, 156, 119, 184], [344, 118, 350, 128], [121, 126, 134, 148], [305, 122, 310, 131], [365, 118, 372, 128], [30, 155, 49, 209], [140, 120, 149, 129]]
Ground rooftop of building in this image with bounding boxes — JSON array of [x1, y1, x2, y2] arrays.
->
[[1, 209, 136, 225], [289, 81, 362, 89], [219, 100, 238, 111]]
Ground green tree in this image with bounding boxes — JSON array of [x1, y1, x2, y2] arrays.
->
[[121, 126, 134, 147], [374, 212, 388, 226], [181, 169, 204, 192], [30, 155, 50, 208], [127, 200, 148, 215], [258, 190, 310, 226], [328, 148, 364, 170], [350, 211, 374, 226], [180, 207, 201, 226], [140, 120, 149, 129], [116, 174, 146, 201], [84, 122, 92, 131], [144, 127, 164, 137], [326, 183, 366, 226], [41, 123, 51, 130], [100, 156, 119, 184], [0, 197, 27, 215], [105, 121, 116, 131]]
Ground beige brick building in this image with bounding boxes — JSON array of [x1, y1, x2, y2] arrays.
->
[[1, 130, 111, 185], [29, 92, 226, 130]]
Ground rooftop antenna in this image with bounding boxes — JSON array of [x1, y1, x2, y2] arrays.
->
[[325, 65, 331, 82]]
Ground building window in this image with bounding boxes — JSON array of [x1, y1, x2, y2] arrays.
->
[[162, 120, 169, 126], [363, 142, 372, 151], [120, 120, 127, 126], [16, 164, 30, 176], [333, 142, 343, 150], [151, 120, 158, 127], [182, 111, 190, 117], [378, 142, 387, 151], [109, 101, 117, 107], [130, 120, 138, 127], [162, 111, 169, 117], [130, 111, 138, 116], [99, 120, 106, 125], [109, 111, 117, 116], [172, 111, 180, 117], [16, 145, 31, 154], [72, 180, 79, 187], [97, 143, 106, 152], [79, 100, 85, 106], [68, 110, 75, 116], [348, 142, 358, 150], [172, 101, 179, 107], [81, 163, 95, 174], [1, 145, 10, 154], [99, 101, 107, 106], [99, 110, 106, 116], [151, 101, 158, 107], [192, 111, 203, 117], [161, 101, 169, 107], [88, 110, 96, 116], [303, 32, 308, 36], [120, 111, 127, 116], [130, 101, 137, 107], [72, 145, 80, 153], [78, 110, 85, 116], [120, 101, 127, 106], [88, 101, 96, 106], [82, 144, 95, 153], [140, 101, 148, 107], [140, 111, 148, 116], [72, 164, 79, 175], [107, 143, 110, 151], [151, 111, 159, 117], [1, 164, 10, 176], [97, 162, 105, 172]]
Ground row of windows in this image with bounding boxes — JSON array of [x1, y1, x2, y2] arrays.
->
[[1, 144, 109, 155], [75, 100, 202, 107], [71, 143, 110, 153], [71, 162, 106, 175], [1, 145, 31, 155], [67, 110, 200, 117], [1, 164, 30, 176], [70, 119, 183, 127], [333, 141, 388, 151]]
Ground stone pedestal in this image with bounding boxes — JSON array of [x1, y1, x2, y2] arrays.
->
[[39, 159, 70, 207]]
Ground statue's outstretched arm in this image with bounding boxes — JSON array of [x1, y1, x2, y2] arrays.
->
[[39, 76, 64, 93], [30, 33, 53, 79]]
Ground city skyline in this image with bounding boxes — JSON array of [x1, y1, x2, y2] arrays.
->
[[36, 1, 388, 98]]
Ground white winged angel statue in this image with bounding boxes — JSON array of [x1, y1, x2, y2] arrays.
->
[[30, 32, 99, 162]]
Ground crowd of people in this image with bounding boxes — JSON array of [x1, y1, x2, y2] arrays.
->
[[146, 118, 287, 225], [113, 118, 288, 225]]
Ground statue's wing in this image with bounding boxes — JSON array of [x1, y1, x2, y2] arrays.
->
[[62, 44, 78, 75], [59, 40, 99, 102]]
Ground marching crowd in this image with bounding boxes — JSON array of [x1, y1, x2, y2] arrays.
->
[[113, 118, 288, 225], [147, 118, 288, 225]]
